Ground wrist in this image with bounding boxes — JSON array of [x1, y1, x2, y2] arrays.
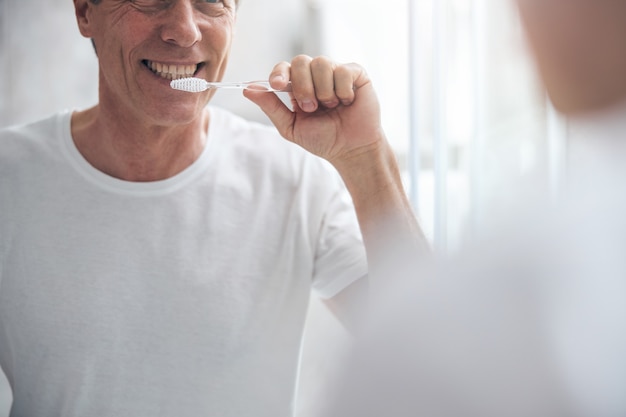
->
[[331, 134, 404, 203]]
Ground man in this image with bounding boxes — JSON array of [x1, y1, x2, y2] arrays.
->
[[0, 0, 422, 416], [327, 0, 626, 416]]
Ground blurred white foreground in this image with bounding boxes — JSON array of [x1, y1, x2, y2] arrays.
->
[[326, 105, 626, 417]]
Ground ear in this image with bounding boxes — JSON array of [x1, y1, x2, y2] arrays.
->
[[74, 0, 95, 38]]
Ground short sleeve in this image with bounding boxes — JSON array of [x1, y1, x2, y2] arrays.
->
[[311, 173, 368, 299]]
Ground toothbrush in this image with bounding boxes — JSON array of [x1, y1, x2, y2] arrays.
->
[[170, 77, 292, 93]]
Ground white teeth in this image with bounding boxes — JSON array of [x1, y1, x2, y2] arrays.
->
[[146, 60, 197, 80]]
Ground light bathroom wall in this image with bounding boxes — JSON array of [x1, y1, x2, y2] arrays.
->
[[0, 0, 99, 127]]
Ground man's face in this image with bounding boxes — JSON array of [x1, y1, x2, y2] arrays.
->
[[516, 0, 626, 114], [78, 0, 237, 126]]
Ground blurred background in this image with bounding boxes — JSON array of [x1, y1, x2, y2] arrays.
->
[[0, 0, 566, 415]]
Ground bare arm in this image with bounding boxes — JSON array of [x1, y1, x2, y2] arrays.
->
[[244, 56, 428, 332]]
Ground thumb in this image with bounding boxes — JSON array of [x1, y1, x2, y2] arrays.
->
[[243, 89, 295, 141]]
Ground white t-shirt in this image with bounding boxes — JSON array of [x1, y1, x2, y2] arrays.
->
[[0, 107, 367, 417]]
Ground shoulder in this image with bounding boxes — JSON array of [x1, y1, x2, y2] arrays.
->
[[0, 111, 67, 141], [0, 111, 69, 166]]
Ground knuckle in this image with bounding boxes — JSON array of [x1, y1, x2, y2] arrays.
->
[[310, 55, 333, 70], [335, 64, 352, 77], [273, 61, 289, 70], [292, 54, 313, 66]]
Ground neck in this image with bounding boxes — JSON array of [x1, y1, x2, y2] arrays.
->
[[71, 105, 210, 182]]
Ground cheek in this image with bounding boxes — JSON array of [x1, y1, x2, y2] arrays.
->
[[204, 16, 235, 52], [92, 9, 149, 57]]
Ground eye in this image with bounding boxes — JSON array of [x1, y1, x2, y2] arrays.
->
[[195, 0, 230, 14]]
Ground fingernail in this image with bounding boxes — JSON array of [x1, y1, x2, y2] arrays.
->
[[301, 100, 316, 112], [323, 100, 339, 108], [271, 74, 285, 83]]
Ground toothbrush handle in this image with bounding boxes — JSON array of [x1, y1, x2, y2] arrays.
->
[[245, 81, 292, 93], [209, 81, 292, 92]]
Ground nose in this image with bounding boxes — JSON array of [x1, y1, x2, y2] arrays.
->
[[160, 0, 202, 47]]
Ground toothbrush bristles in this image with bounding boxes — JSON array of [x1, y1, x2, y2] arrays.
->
[[170, 77, 208, 93]]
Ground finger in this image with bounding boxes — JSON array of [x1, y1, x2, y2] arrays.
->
[[334, 63, 367, 106], [290, 54, 318, 113], [269, 60, 298, 114], [269, 61, 291, 91], [310, 56, 339, 109], [243, 89, 295, 141]]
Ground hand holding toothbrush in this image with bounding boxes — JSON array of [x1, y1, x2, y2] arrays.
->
[[243, 55, 385, 170], [245, 55, 426, 286]]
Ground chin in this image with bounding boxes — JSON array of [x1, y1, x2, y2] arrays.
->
[[147, 102, 207, 126]]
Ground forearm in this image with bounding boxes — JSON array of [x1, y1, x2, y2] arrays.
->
[[245, 56, 428, 281], [331, 135, 429, 284]]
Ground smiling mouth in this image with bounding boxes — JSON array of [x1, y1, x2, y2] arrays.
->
[[143, 60, 204, 80]]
